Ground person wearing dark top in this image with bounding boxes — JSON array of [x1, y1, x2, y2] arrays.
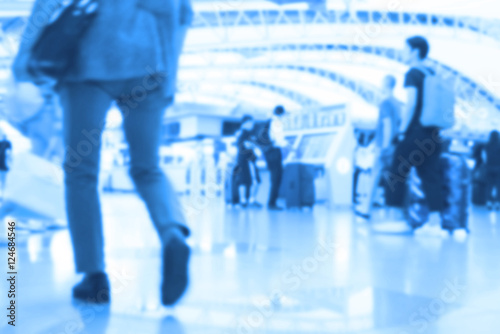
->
[[254, 106, 288, 211], [383, 36, 447, 236], [234, 115, 261, 208], [484, 130, 500, 210], [0, 135, 12, 200]]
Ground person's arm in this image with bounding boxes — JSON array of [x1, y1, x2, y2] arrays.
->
[[270, 119, 289, 148], [400, 87, 417, 135]]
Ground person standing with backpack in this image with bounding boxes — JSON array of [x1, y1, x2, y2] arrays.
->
[[383, 36, 455, 237]]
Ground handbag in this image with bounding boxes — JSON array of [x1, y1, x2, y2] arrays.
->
[[27, 0, 99, 80]]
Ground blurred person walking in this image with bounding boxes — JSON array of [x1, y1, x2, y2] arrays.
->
[[484, 130, 500, 210], [233, 115, 262, 208], [13, 0, 194, 305]]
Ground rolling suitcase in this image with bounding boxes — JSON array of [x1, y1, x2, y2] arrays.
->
[[440, 153, 469, 231], [405, 168, 430, 229], [282, 163, 315, 209]]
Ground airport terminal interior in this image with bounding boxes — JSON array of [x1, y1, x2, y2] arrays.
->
[[1, 0, 500, 333]]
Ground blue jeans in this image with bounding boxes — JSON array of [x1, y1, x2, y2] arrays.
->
[[58, 78, 189, 273], [384, 127, 444, 212]]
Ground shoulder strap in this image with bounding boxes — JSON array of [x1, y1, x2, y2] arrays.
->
[[415, 66, 435, 77]]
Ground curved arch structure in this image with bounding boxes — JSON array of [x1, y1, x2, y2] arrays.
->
[[190, 8, 500, 43], [0, 3, 499, 131]]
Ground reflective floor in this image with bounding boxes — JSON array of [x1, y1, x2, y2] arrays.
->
[[2, 193, 500, 334]]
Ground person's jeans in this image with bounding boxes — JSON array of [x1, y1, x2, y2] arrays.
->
[[383, 128, 444, 212], [58, 78, 189, 273], [265, 147, 283, 207]]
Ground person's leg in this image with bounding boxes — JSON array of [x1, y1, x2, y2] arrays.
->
[[275, 156, 283, 202], [59, 82, 112, 275], [250, 182, 260, 203], [412, 134, 448, 236], [58, 81, 113, 304], [381, 137, 423, 224], [248, 161, 261, 207], [117, 88, 189, 238], [367, 148, 384, 211], [494, 171, 500, 206], [245, 183, 251, 202], [383, 140, 411, 210], [239, 185, 248, 206], [231, 167, 240, 205], [267, 161, 278, 206], [240, 184, 251, 206], [485, 169, 495, 208], [267, 149, 283, 208], [115, 80, 190, 306], [265, 151, 277, 207], [415, 139, 444, 214]]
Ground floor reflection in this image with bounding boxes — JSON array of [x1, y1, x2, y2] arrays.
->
[[7, 193, 500, 333]]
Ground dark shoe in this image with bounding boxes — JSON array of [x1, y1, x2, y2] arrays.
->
[[268, 205, 284, 211], [161, 228, 191, 306], [72, 272, 110, 304]]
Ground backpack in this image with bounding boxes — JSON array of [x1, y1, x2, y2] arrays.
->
[[418, 67, 456, 129]]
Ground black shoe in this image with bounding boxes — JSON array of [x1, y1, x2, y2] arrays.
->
[[161, 229, 191, 306], [268, 205, 284, 211], [72, 272, 110, 304]]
